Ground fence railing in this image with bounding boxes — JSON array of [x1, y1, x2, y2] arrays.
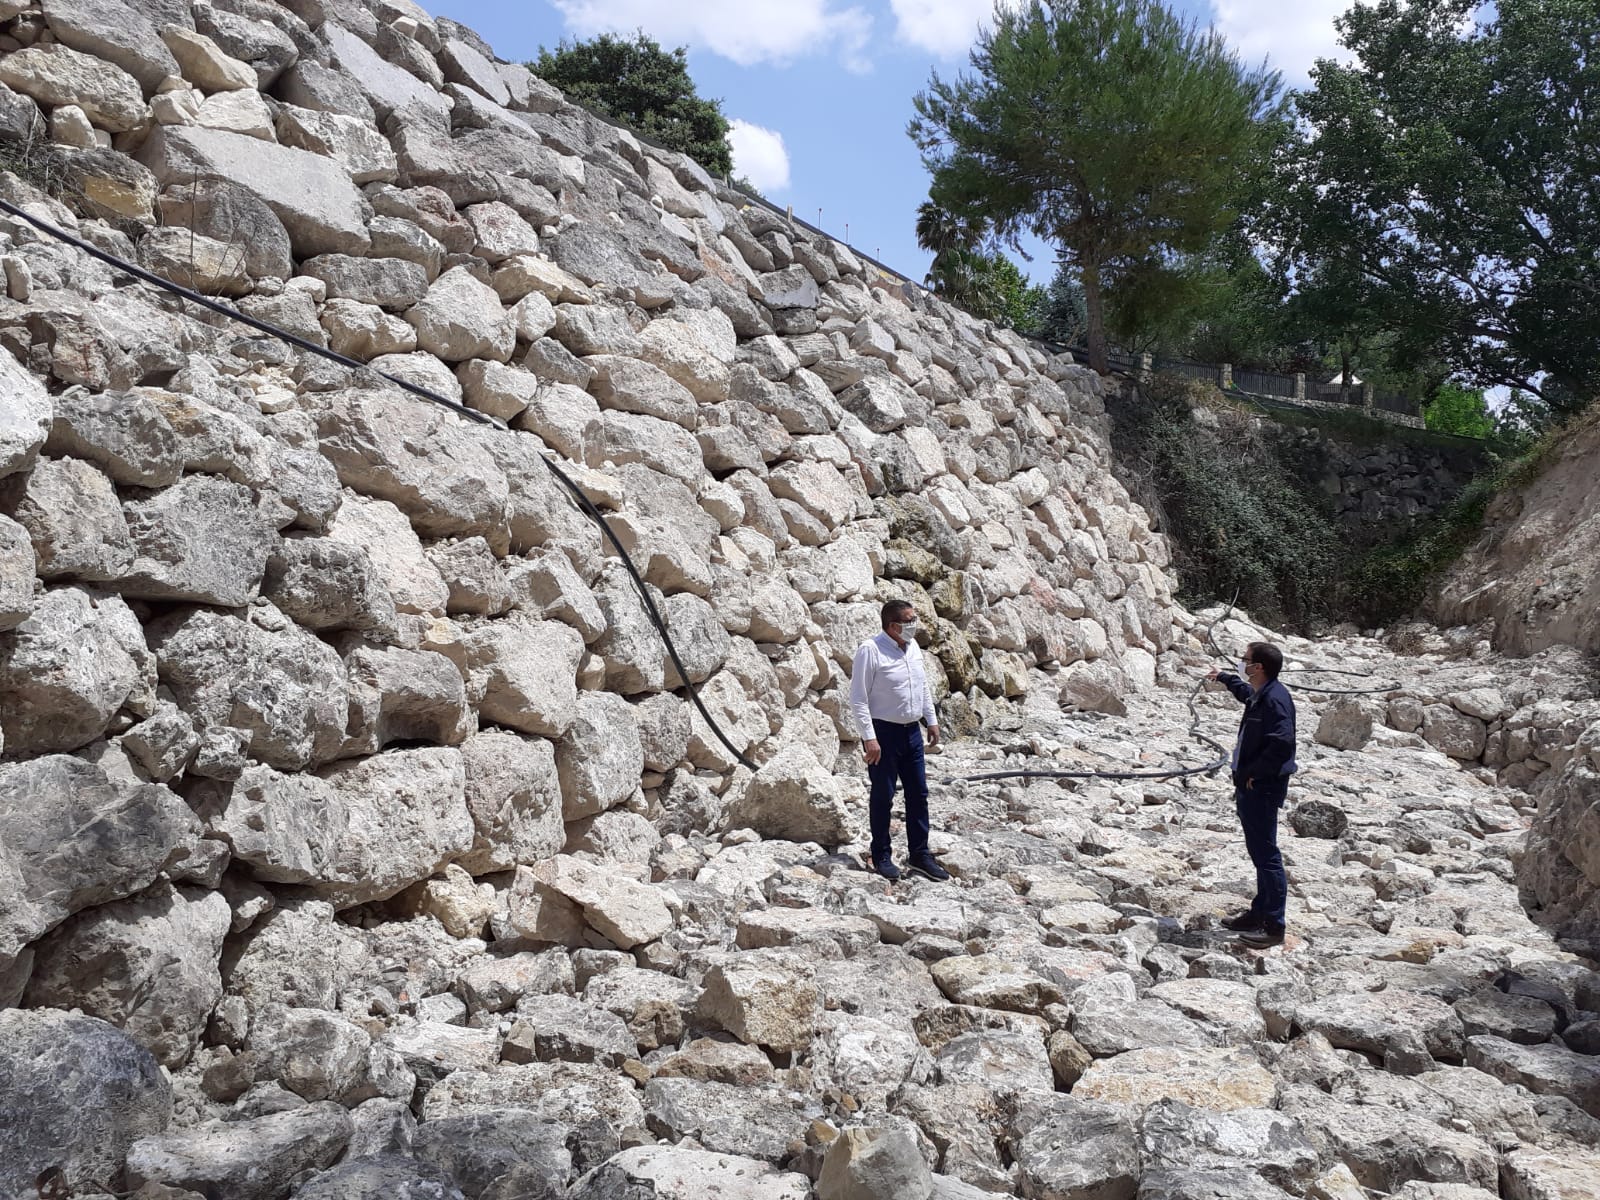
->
[[1044, 341, 1426, 425]]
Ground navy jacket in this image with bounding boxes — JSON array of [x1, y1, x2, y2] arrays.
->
[[1219, 673, 1298, 790]]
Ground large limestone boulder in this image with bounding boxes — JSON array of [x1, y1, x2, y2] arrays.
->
[[149, 603, 349, 770], [0, 43, 145, 131], [23, 881, 231, 1068], [118, 473, 278, 607], [326, 492, 450, 615], [224, 898, 370, 1017], [0, 755, 199, 974], [323, 22, 450, 119], [457, 729, 564, 874], [157, 176, 296, 283], [246, 1006, 387, 1104], [41, 0, 181, 91], [1315, 696, 1375, 751], [0, 585, 155, 754], [0, 514, 32, 629], [1138, 1101, 1319, 1194], [406, 265, 516, 362], [506, 547, 605, 640], [466, 615, 585, 739], [262, 534, 399, 637], [641, 1076, 810, 1166], [199, 748, 472, 908], [589, 353, 699, 429], [638, 317, 732, 402], [315, 389, 511, 549], [1010, 1096, 1140, 1200], [0, 346, 51, 481], [45, 388, 182, 487], [295, 1156, 465, 1200], [412, 1109, 576, 1196], [2, 457, 135, 583], [1075, 1046, 1278, 1111], [1421, 703, 1488, 760], [696, 949, 820, 1053], [0, 1009, 173, 1197], [125, 1103, 354, 1200], [570, 1146, 811, 1200], [343, 644, 473, 756], [930, 954, 1065, 1015], [556, 690, 646, 820], [724, 742, 854, 846], [140, 124, 373, 256], [506, 855, 673, 950]]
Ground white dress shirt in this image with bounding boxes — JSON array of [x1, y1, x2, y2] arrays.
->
[[849, 631, 937, 741]]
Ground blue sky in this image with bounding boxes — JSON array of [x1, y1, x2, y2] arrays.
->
[[421, 0, 1357, 286]]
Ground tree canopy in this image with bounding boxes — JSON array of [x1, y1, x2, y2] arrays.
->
[[1425, 383, 1496, 439], [530, 32, 733, 177], [1276, 0, 1600, 421], [909, 0, 1286, 373]]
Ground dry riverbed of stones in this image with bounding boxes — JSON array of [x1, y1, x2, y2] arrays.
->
[[10, 620, 1599, 1200]]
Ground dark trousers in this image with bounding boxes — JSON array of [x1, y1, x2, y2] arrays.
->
[[1235, 779, 1288, 928], [868, 719, 929, 862]]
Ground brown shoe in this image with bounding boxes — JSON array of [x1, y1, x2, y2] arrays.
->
[[1239, 925, 1286, 948]]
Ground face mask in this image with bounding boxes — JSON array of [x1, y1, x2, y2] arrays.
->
[[1239, 660, 1251, 677], [899, 621, 920, 640]]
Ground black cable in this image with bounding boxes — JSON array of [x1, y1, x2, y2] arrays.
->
[[0, 194, 760, 772], [940, 595, 1239, 787], [1198, 592, 1401, 695]]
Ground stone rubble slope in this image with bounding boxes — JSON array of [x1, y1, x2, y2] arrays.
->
[[0, 0, 1597, 1197], [1433, 409, 1600, 660]]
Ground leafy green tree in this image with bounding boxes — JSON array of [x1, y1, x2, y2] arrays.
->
[[1425, 383, 1495, 438], [530, 32, 732, 176], [1037, 263, 1088, 346], [909, 0, 1286, 374], [988, 255, 1050, 336], [1280, 0, 1600, 422]]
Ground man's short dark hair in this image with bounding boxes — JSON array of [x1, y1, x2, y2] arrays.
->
[[1247, 641, 1283, 681], [881, 599, 914, 629]]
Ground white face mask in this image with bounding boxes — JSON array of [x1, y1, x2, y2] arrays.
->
[[899, 620, 920, 640], [1239, 660, 1252, 677]]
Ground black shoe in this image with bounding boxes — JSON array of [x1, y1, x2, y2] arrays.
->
[[907, 855, 951, 882], [1222, 910, 1266, 932], [870, 857, 901, 881], [1239, 925, 1286, 948]]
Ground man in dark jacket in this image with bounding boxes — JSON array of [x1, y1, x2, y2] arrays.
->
[[1208, 641, 1297, 947]]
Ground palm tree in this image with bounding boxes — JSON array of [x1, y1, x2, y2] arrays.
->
[[915, 201, 1003, 320]]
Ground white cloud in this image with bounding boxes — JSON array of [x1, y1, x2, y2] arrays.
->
[[550, 0, 874, 70], [889, 0, 1018, 58], [727, 119, 791, 191], [1210, 0, 1352, 84]]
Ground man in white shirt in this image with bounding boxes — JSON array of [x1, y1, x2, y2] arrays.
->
[[849, 599, 948, 881]]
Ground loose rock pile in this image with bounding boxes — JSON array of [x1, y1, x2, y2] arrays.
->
[[0, 1, 1598, 1197]]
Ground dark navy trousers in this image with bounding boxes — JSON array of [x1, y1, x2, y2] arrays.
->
[[1235, 778, 1288, 928], [868, 718, 929, 861]]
